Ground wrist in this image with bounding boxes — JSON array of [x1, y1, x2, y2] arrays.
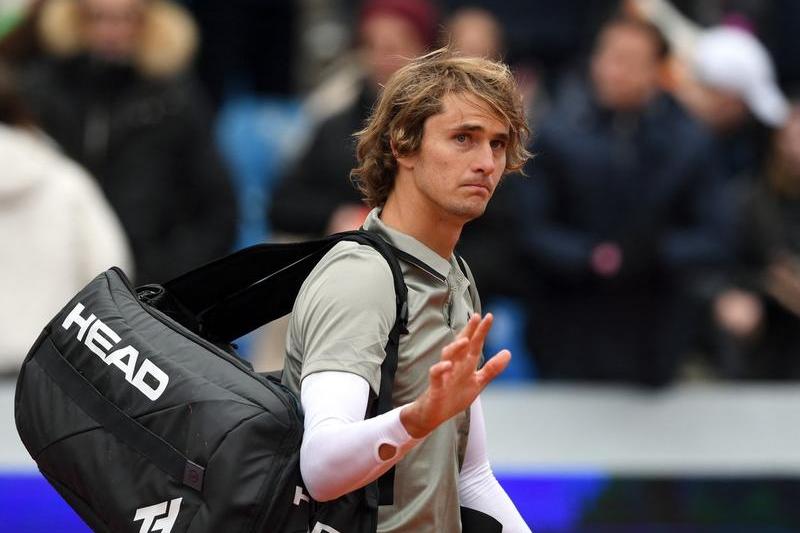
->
[[400, 401, 434, 439]]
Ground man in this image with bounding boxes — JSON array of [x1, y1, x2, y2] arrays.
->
[[515, 17, 731, 385], [281, 49, 532, 532]]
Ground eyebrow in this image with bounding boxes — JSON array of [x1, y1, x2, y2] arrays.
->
[[450, 123, 510, 141]]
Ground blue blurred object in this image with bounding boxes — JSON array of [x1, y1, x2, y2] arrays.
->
[[0, 474, 88, 532], [216, 95, 309, 250], [484, 297, 537, 382], [497, 471, 607, 532]]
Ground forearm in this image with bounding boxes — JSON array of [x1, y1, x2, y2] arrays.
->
[[300, 371, 422, 502], [460, 465, 530, 533]]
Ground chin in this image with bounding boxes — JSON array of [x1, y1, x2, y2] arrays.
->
[[448, 201, 488, 222]]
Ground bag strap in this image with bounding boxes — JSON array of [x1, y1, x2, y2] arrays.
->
[[161, 231, 408, 345]]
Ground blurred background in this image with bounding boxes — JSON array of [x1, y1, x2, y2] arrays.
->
[[2, 0, 800, 530]]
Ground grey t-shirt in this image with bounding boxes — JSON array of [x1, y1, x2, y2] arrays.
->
[[282, 208, 481, 533]]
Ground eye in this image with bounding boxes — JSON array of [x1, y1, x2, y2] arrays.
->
[[490, 139, 507, 150], [455, 133, 469, 144]]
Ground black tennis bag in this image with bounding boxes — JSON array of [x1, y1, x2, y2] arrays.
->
[[14, 230, 408, 533]]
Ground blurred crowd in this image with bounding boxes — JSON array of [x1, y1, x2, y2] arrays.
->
[[2, 0, 800, 386]]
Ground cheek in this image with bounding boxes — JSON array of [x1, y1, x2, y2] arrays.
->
[[495, 152, 507, 177], [420, 141, 455, 174]]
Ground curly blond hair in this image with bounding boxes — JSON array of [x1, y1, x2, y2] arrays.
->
[[351, 47, 531, 208]]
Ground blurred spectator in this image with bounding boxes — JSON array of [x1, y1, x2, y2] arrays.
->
[[675, 26, 788, 182], [268, 0, 437, 238], [628, 0, 788, 182], [516, 17, 731, 386], [19, 0, 236, 284], [0, 60, 131, 375], [442, 0, 619, 94], [712, 104, 800, 379], [446, 6, 503, 60]]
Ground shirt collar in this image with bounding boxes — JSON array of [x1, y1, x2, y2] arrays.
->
[[362, 207, 453, 280]]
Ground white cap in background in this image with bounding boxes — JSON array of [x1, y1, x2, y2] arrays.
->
[[693, 26, 789, 127]]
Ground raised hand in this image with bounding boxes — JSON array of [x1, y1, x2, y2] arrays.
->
[[400, 313, 511, 438]]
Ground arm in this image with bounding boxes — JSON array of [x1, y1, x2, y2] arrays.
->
[[459, 398, 531, 532], [294, 245, 510, 500], [298, 315, 511, 502], [299, 371, 421, 502]]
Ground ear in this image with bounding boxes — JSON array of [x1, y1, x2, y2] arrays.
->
[[391, 139, 416, 170]]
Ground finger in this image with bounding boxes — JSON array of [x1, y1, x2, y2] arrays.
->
[[456, 313, 482, 340], [441, 337, 469, 362], [468, 313, 494, 356], [476, 349, 511, 387], [429, 360, 453, 389]]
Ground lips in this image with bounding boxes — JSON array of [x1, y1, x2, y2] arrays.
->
[[461, 182, 491, 194]]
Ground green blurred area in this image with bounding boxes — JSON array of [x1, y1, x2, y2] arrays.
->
[[0, 11, 24, 42]]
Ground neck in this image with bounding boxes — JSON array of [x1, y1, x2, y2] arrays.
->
[[380, 190, 464, 260]]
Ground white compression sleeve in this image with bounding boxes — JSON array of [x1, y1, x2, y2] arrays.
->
[[459, 398, 531, 532], [299, 371, 423, 502]]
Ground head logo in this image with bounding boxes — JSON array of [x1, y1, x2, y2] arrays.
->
[[61, 302, 169, 400], [134, 497, 182, 533]]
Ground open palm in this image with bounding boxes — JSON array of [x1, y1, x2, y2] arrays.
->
[[401, 313, 511, 438]]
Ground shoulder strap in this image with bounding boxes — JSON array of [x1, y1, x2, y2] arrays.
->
[[386, 245, 447, 283], [160, 230, 407, 344]]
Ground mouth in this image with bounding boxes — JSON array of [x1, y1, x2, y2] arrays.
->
[[461, 183, 492, 195]]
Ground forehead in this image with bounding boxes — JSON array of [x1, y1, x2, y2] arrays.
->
[[427, 92, 510, 134]]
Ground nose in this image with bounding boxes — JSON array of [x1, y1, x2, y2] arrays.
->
[[472, 142, 496, 176]]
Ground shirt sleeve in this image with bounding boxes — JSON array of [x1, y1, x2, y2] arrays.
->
[[290, 242, 396, 394], [299, 371, 423, 502], [459, 398, 531, 532]]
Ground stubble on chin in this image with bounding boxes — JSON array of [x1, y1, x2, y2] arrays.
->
[[446, 196, 490, 222]]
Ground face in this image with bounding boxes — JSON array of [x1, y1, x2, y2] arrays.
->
[[591, 24, 662, 111], [361, 14, 426, 89], [80, 0, 145, 62], [396, 93, 510, 223]]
